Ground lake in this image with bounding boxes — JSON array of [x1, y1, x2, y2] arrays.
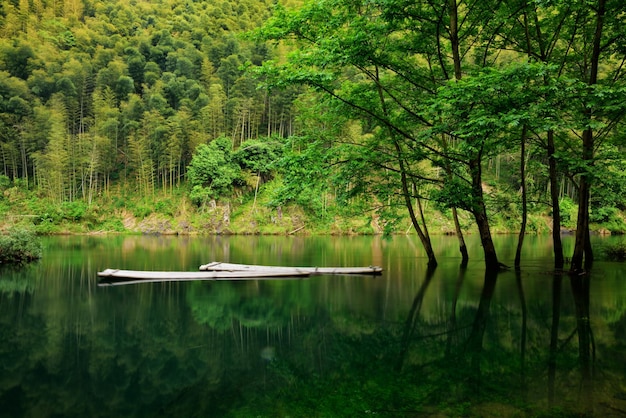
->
[[1, 234, 626, 417]]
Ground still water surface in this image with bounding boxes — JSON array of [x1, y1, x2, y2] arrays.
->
[[1, 234, 626, 417]]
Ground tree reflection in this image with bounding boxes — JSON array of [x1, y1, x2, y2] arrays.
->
[[515, 269, 528, 397], [3, 235, 625, 417], [570, 273, 594, 415], [466, 270, 498, 394], [396, 267, 436, 371], [548, 272, 562, 406], [445, 265, 467, 357]]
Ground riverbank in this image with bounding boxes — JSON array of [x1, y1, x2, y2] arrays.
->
[[1, 182, 624, 236]]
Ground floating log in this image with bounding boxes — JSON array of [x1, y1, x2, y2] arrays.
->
[[97, 268, 310, 286], [199, 262, 383, 275]]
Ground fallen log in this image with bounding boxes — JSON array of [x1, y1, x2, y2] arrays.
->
[[97, 268, 310, 286], [199, 262, 383, 275]]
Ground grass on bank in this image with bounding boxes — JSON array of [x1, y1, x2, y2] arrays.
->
[[1, 177, 625, 237]]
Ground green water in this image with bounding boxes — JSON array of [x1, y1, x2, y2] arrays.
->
[[1, 234, 626, 417]]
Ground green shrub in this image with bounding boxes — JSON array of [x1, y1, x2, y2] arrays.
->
[[60, 201, 87, 221], [0, 175, 11, 190], [233, 138, 283, 180], [100, 218, 126, 232], [0, 229, 42, 266], [133, 204, 153, 218], [558, 197, 578, 228], [154, 200, 174, 216], [187, 137, 241, 202]]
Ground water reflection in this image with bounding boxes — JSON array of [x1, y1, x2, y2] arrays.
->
[[570, 273, 594, 415], [396, 267, 436, 371], [0, 235, 625, 417]]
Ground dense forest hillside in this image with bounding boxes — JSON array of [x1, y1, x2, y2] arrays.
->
[[0, 0, 312, 234], [0, 0, 297, 195], [0, 0, 625, 269]]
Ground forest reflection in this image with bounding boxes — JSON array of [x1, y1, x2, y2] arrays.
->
[[0, 235, 624, 417]]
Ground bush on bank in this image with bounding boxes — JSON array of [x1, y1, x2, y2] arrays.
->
[[0, 229, 43, 266]]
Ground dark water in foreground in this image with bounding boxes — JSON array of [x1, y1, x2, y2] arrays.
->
[[1, 234, 626, 417]]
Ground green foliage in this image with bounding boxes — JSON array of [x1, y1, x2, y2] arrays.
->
[[59, 201, 87, 221], [189, 185, 212, 206], [558, 197, 578, 229], [187, 137, 241, 202], [0, 229, 42, 266], [0, 175, 11, 190], [0, 0, 292, 199], [0, 0, 624, 243], [590, 206, 626, 233], [431, 177, 476, 212], [233, 138, 283, 180], [269, 136, 331, 216]]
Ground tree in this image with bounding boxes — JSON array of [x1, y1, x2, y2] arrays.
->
[[186, 137, 241, 203], [254, 0, 515, 269], [33, 95, 70, 202], [494, 0, 626, 270]]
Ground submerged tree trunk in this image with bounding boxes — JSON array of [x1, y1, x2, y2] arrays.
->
[[375, 67, 437, 268], [547, 130, 565, 269], [448, 1, 469, 266], [571, 0, 605, 272], [515, 126, 528, 269], [571, 170, 591, 272], [469, 157, 500, 270], [397, 150, 437, 268], [452, 207, 469, 266]]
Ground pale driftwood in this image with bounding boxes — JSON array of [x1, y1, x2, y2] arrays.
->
[[288, 225, 306, 235], [97, 268, 310, 285], [98, 275, 308, 286], [199, 262, 383, 275]]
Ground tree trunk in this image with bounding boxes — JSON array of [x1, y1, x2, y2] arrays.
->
[[447, 2, 469, 266], [515, 126, 528, 269], [470, 157, 499, 270], [547, 130, 564, 269], [571, 0, 605, 273], [375, 66, 437, 268], [398, 151, 437, 268], [441, 135, 469, 266], [452, 207, 469, 266], [449, 0, 462, 81]]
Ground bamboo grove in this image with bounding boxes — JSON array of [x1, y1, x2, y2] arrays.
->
[[0, 0, 301, 201]]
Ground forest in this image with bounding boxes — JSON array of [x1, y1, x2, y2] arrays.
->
[[1, 0, 625, 271]]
